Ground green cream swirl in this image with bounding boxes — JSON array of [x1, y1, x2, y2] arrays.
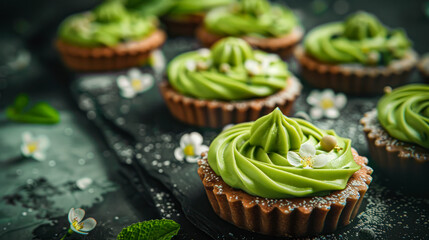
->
[[304, 11, 411, 65], [58, 0, 157, 47], [208, 109, 361, 198], [168, 0, 234, 16], [168, 37, 290, 101], [204, 0, 298, 37], [377, 84, 429, 149]]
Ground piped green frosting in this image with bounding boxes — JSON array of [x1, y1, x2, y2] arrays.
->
[[167, 0, 234, 16], [58, 0, 157, 47], [208, 109, 361, 198], [377, 84, 429, 149], [167, 37, 290, 101], [304, 11, 412, 65], [204, 0, 298, 37]]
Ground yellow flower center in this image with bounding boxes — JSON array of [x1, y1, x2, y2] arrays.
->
[[320, 98, 334, 109], [27, 142, 38, 153], [131, 79, 143, 91], [183, 145, 195, 156], [301, 157, 313, 168], [72, 220, 83, 231]]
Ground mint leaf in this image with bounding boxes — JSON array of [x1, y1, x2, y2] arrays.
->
[[13, 94, 29, 112], [117, 219, 180, 240], [6, 94, 60, 124]]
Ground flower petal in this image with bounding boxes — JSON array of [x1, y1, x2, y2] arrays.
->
[[186, 60, 196, 71], [320, 89, 335, 100], [174, 147, 184, 161], [198, 48, 211, 57], [222, 124, 234, 131], [116, 76, 131, 89], [306, 90, 320, 106], [313, 153, 334, 168], [189, 132, 203, 146], [22, 132, 32, 143], [119, 88, 136, 99], [287, 151, 302, 167], [195, 145, 209, 155], [80, 218, 97, 232], [128, 68, 141, 79], [185, 155, 200, 163], [73, 208, 85, 223], [335, 93, 347, 109], [299, 142, 316, 158], [309, 107, 323, 120], [68, 208, 75, 224], [325, 108, 340, 119], [179, 134, 191, 148], [33, 151, 46, 161], [37, 135, 50, 150], [21, 144, 31, 157]]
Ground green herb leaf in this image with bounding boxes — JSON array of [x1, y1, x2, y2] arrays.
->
[[5, 94, 60, 124], [117, 219, 180, 240]]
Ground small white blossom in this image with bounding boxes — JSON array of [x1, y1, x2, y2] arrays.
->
[[307, 89, 347, 120], [198, 48, 211, 58], [68, 208, 96, 235], [245, 59, 262, 75], [287, 142, 335, 169], [222, 124, 235, 131], [185, 60, 196, 72], [174, 132, 208, 163], [21, 132, 50, 161], [117, 68, 154, 98]]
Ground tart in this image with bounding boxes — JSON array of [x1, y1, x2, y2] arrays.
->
[[294, 11, 417, 95], [55, 1, 166, 72], [198, 109, 373, 236], [196, 0, 303, 58], [361, 84, 429, 192], [417, 54, 429, 83], [159, 37, 301, 128]]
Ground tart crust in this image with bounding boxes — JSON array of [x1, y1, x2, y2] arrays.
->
[[361, 109, 429, 190], [294, 45, 418, 95], [55, 30, 166, 72], [162, 13, 205, 36], [159, 76, 301, 128], [197, 149, 373, 237], [196, 26, 304, 58]]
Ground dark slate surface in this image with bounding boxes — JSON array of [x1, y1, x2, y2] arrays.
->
[[0, 0, 429, 240]]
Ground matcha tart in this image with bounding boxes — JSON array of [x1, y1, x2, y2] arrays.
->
[[361, 84, 429, 191], [417, 54, 429, 83], [161, 0, 233, 36], [196, 0, 303, 58], [295, 11, 417, 95], [198, 109, 373, 236], [159, 37, 301, 128], [56, 0, 166, 72]]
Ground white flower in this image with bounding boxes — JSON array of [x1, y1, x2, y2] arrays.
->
[[307, 89, 347, 120], [245, 59, 262, 75], [76, 177, 93, 190], [185, 60, 196, 72], [198, 48, 211, 58], [117, 68, 154, 99], [287, 142, 334, 169], [149, 50, 166, 75], [222, 124, 234, 131], [68, 208, 96, 235], [174, 132, 208, 163], [21, 132, 50, 161]]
